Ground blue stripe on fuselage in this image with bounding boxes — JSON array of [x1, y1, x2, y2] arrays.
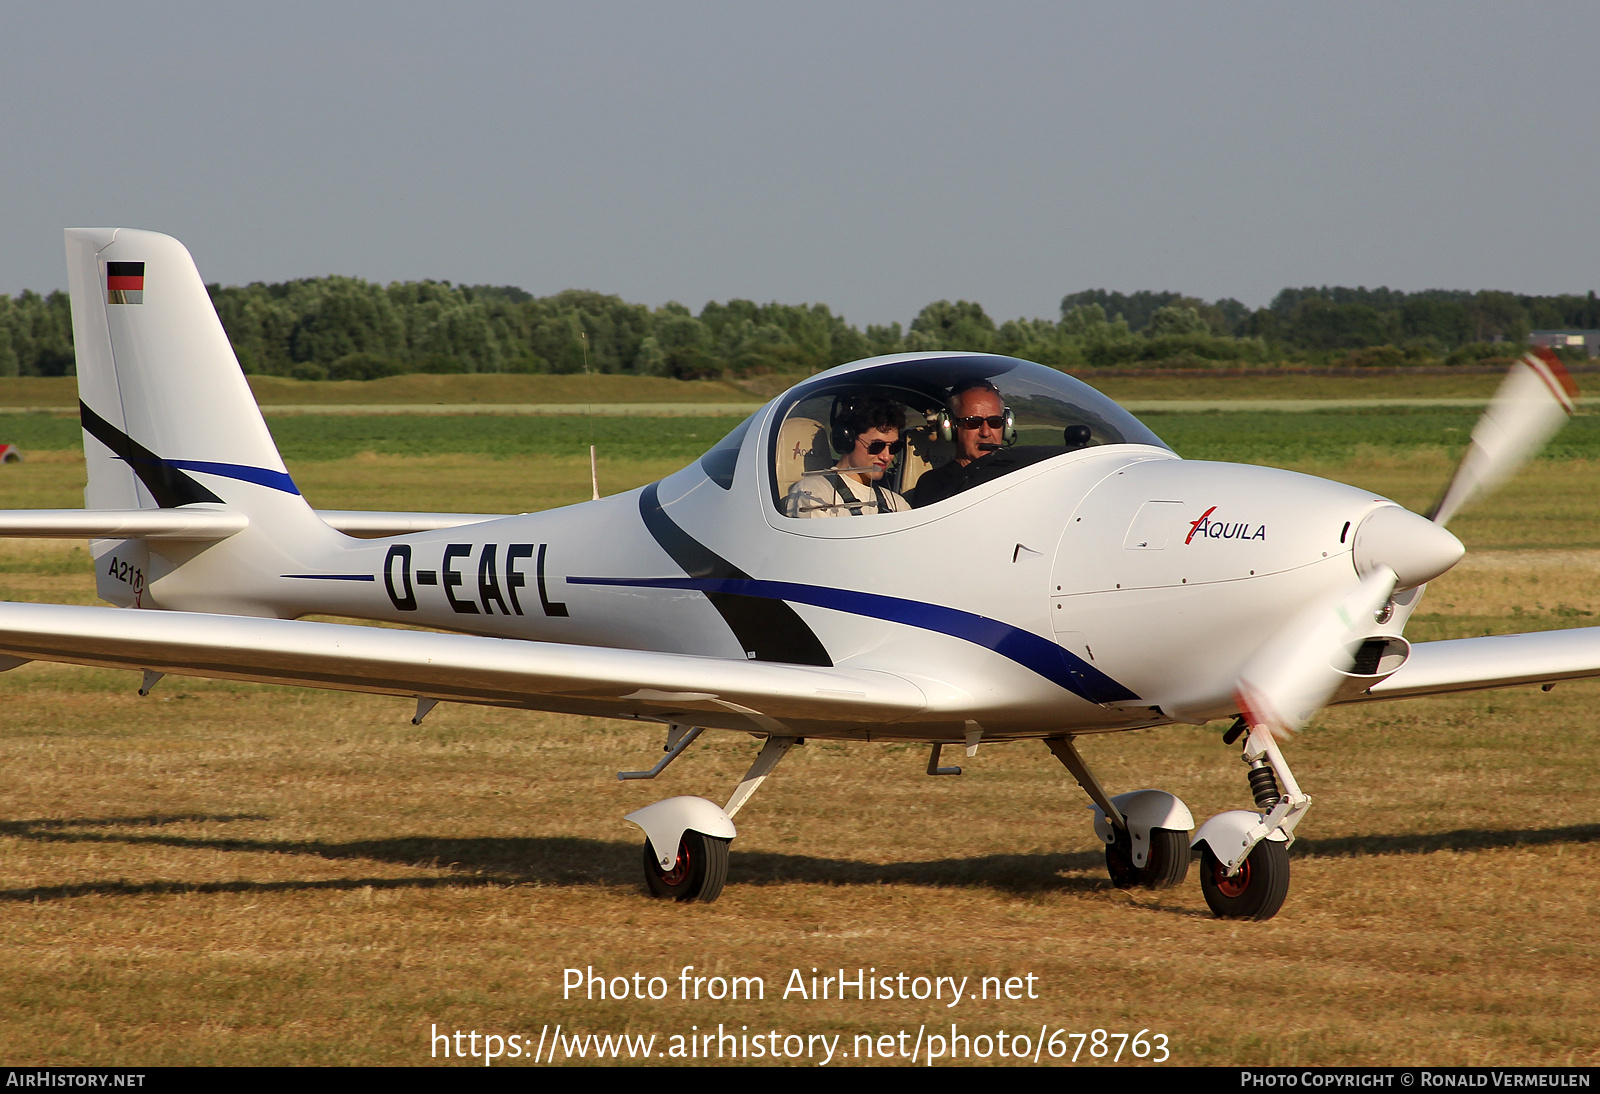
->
[[566, 574, 1139, 705]]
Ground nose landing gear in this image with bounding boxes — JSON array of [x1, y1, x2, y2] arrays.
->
[[1191, 722, 1309, 920], [1198, 838, 1290, 920]]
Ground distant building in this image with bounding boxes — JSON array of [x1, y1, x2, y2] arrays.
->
[[1530, 330, 1600, 358]]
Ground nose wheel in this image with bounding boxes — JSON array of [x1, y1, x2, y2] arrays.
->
[[643, 830, 730, 903], [1199, 839, 1289, 920]]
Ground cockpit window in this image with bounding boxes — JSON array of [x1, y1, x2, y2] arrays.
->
[[699, 413, 754, 490], [768, 355, 1169, 515]]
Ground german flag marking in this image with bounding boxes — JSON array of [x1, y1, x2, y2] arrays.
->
[[107, 261, 144, 304]]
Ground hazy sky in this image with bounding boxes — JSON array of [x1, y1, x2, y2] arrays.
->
[[2, 2, 1596, 327]]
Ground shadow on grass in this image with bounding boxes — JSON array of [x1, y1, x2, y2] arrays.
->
[[0, 811, 1110, 901], [1293, 823, 1600, 859], [2, 812, 1596, 904]]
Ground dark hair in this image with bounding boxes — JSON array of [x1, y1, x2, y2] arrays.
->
[[831, 393, 906, 454]]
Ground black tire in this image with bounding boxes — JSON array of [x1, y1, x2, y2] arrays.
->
[[1199, 839, 1290, 920], [642, 831, 729, 903], [1106, 826, 1191, 890]]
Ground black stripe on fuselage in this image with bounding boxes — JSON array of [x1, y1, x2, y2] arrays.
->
[[638, 482, 832, 666], [80, 401, 224, 508]]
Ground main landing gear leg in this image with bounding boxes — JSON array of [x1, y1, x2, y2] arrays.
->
[[1192, 725, 1310, 920], [1043, 737, 1193, 891], [627, 735, 797, 904], [723, 736, 796, 820]]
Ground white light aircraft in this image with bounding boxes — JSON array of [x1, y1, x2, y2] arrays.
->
[[1, 228, 1595, 919]]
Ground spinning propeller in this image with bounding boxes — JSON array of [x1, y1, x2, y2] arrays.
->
[[1234, 349, 1578, 738]]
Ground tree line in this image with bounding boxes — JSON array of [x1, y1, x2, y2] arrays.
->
[[0, 278, 1595, 380]]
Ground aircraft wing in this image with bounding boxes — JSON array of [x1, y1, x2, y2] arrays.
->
[[1359, 627, 1600, 701], [0, 601, 927, 734]]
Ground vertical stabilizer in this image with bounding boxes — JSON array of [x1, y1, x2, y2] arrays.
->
[[64, 228, 338, 614], [65, 228, 295, 509]]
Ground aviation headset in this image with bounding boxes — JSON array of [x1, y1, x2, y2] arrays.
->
[[935, 378, 1017, 447]]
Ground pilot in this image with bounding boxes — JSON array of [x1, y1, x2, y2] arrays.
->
[[911, 378, 1009, 508], [784, 394, 911, 518]]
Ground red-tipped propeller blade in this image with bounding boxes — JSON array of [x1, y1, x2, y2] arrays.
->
[[1429, 349, 1577, 527]]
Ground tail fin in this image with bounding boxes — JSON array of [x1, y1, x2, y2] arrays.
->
[[65, 228, 334, 613], [66, 228, 297, 509]]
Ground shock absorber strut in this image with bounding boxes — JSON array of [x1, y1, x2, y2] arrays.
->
[[1245, 757, 1282, 809]]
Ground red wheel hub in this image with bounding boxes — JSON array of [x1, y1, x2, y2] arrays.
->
[[1213, 854, 1251, 898], [657, 839, 691, 886]]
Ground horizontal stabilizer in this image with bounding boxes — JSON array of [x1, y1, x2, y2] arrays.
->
[[314, 510, 513, 537], [0, 508, 513, 540], [0, 601, 928, 734], [1358, 627, 1600, 701], [0, 507, 247, 540]]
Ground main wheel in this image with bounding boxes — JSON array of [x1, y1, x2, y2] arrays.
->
[[1199, 839, 1289, 920], [1106, 826, 1192, 890], [642, 830, 729, 903]]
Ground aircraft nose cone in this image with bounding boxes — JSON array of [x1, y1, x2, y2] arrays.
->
[[1351, 505, 1465, 589]]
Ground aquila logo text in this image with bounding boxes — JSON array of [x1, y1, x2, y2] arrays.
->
[[1185, 506, 1266, 544]]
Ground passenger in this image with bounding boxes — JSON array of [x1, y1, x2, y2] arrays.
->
[[912, 379, 1009, 508], [785, 394, 911, 518]]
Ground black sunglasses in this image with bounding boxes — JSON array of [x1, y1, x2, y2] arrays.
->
[[863, 438, 906, 455], [955, 415, 1007, 430]]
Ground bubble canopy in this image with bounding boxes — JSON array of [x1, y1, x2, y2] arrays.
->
[[762, 353, 1171, 514]]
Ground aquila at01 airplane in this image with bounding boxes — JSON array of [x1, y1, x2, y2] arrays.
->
[[0, 228, 1594, 920]]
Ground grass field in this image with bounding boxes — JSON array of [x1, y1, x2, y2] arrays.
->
[[0, 366, 1553, 412], [7, 404, 1600, 463], [0, 373, 758, 408], [1, 408, 1597, 1067]]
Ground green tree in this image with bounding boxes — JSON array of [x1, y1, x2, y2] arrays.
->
[[1281, 299, 1393, 351], [0, 326, 18, 377], [1400, 298, 1471, 349], [1146, 305, 1209, 337], [910, 300, 996, 352], [1467, 292, 1529, 344]]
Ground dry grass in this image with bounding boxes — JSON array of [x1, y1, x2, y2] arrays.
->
[[0, 450, 1597, 1066]]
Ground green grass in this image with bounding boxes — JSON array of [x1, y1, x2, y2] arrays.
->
[[0, 365, 1576, 417], [0, 412, 752, 462], [1087, 370, 1512, 402], [1145, 406, 1600, 464], [0, 413, 79, 451], [8, 405, 1600, 466], [0, 373, 757, 408], [264, 414, 751, 462]]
